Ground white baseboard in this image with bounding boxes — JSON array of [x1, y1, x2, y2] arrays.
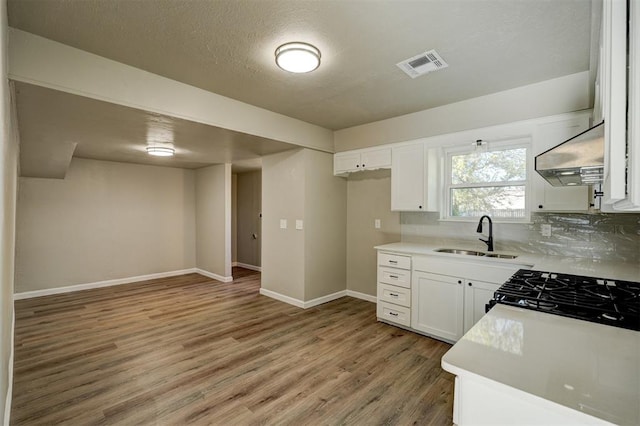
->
[[259, 288, 349, 309], [259, 288, 304, 308], [304, 290, 347, 308], [195, 268, 233, 283], [14, 268, 199, 300], [346, 290, 377, 303], [234, 262, 261, 272]]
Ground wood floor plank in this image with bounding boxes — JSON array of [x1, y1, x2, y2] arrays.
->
[[11, 268, 454, 425]]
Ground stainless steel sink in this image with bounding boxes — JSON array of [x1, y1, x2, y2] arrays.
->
[[435, 248, 486, 256], [435, 248, 518, 259], [484, 253, 518, 259]]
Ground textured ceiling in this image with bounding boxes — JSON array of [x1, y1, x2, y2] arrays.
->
[[8, 0, 594, 131]]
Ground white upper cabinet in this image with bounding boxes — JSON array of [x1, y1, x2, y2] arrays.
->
[[391, 143, 439, 212], [334, 152, 361, 174], [532, 115, 591, 212], [624, 0, 640, 211], [600, 0, 640, 211], [391, 143, 425, 211], [333, 147, 391, 175]]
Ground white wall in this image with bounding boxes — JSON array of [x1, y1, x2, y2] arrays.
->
[[261, 148, 347, 303], [304, 149, 347, 300], [1, 0, 18, 420], [261, 149, 306, 300], [195, 163, 232, 280], [15, 158, 196, 292], [335, 71, 591, 151], [231, 173, 237, 264], [346, 170, 401, 297]]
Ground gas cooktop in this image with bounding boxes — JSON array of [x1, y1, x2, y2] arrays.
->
[[491, 269, 640, 331]]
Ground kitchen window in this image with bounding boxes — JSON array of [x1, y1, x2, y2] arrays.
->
[[444, 139, 530, 221]]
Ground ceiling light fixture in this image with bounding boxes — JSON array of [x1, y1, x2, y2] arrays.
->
[[275, 42, 321, 73], [146, 146, 175, 157]]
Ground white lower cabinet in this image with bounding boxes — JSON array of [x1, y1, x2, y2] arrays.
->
[[376, 249, 530, 343], [378, 282, 411, 307], [411, 272, 499, 342], [412, 271, 464, 342], [453, 374, 611, 425], [376, 252, 412, 328], [377, 302, 411, 327], [463, 280, 500, 333]]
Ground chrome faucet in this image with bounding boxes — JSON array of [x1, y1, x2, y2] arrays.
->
[[476, 215, 494, 252]]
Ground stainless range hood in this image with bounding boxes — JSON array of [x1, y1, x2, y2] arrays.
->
[[535, 121, 605, 186]]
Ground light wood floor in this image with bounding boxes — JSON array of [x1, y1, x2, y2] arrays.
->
[[11, 268, 454, 425]]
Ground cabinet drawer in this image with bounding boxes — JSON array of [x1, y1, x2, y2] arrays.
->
[[377, 302, 411, 327], [378, 267, 411, 288], [378, 283, 411, 307], [378, 252, 411, 270]]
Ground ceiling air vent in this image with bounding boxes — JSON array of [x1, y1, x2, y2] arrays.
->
[[397, 49, 448, 78]]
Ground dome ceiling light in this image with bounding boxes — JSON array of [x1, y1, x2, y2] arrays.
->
[[275, 42, 321, 73], [146, 145, 175, 157]]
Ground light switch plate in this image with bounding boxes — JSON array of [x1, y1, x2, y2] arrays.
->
[[296, 220, 303, 230], [280, 219, 287, 229]]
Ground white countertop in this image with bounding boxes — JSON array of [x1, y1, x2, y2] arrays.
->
[[441, 304, 640, 425], [375, 242, 640, 282]]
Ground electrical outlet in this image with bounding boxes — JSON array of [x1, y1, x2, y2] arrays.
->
[[541, 224, 552, 237], [374, 219, 381, 229], [279, 219, 287, 229]]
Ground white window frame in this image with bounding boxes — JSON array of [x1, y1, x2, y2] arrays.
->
[[443, 138, 532, 222]]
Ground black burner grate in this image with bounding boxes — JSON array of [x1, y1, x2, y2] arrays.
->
[[493, 269, 640, 331]]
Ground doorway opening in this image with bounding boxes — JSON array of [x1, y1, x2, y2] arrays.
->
[[232, 170, 262, 279]]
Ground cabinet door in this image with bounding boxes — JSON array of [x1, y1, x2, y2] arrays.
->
[[391, 143, 425, 211], [611, 0, 640, 211], [463, 280, 500, 334], [412, 271, 464, 342], [602, 0, 628, 205], [361, 148, 391, 170], [334, 152, 361, 174], [532, 117, 590, 211]]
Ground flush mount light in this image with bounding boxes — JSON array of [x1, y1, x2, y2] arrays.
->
[[275, 42, 321, 73], [146, 146, 175, 157]]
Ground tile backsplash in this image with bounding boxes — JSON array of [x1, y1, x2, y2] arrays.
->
[[400, 212, 640, 264]]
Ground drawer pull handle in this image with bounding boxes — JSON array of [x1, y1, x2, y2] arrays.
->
[[389, 312, 399, 317], [389, 275, 399, 279], [389, 293, 399, 297], [388, 260, 398, 264]]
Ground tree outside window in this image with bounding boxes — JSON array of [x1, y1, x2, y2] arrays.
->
[[446, 144, 528, 220]]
